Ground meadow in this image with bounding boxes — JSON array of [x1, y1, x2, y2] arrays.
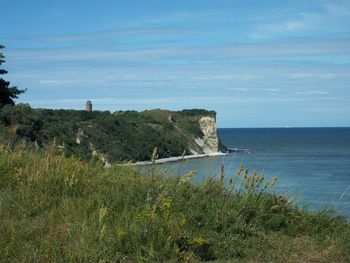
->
[[1, 143, 350, 262]]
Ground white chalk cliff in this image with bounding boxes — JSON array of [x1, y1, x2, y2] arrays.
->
[[192, 116, 219, 154]]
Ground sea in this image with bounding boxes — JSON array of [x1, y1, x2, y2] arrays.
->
[[162, 128, 350, 219]]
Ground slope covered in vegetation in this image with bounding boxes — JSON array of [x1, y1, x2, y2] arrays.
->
[[1, 145, 349, 262], [0, 104, 224, 163]]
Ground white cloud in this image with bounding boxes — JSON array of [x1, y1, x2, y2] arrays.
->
[[7, 39, 350, 64], [249, 2, 350, 39], [6, 28, 186, 42], [125, 10, 232, 26], [295, 91, 329, 96], [28, 96, 232, 108], [325, 3, 350, 16]]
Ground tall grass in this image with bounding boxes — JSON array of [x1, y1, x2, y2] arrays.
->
[[0, 144, 349, 262]]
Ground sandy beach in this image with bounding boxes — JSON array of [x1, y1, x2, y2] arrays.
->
[[132, 152, 227, 166]]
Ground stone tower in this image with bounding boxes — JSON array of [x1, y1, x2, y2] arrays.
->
[[85, 100, 92, 112]]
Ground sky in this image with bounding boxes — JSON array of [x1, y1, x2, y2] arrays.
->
[[1, 0, 350, 127]]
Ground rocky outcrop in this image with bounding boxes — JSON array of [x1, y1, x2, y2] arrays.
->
[[191, 116, 220, 154]]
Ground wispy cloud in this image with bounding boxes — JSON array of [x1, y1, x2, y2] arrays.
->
[[249, 2, 350, 39], [125, 10, 232, 26], [28, 96, 232, 108], [251, 19, 308, 37], [4, 28, 187, 43], [7, 39, 350, 64], [28, 95, 337, 108], [295, 91, 329, 96], [325, 3, 350, 16]]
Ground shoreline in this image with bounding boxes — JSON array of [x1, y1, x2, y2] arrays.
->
[[131, 152, 227, 166]]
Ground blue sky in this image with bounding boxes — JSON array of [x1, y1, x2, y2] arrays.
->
[[1, 0, 350, 127]]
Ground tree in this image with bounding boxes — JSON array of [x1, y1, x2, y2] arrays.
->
[[0, 45, 25, 107]]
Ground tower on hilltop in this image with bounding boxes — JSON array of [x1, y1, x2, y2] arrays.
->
[[86, 100, 92, 112]]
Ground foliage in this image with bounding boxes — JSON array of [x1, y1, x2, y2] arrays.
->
[[0, 45, 25, 107], [0, 105, 216, 162], [0, 145, 349, 262], [178, 109, 216, 118]]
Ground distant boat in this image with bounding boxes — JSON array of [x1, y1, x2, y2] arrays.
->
[[284, 125, 291, 128]]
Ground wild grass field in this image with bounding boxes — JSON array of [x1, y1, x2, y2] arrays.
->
[[1, 144, 350, 262]]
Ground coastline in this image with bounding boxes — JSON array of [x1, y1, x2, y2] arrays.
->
[[131, 152, 227, 166]]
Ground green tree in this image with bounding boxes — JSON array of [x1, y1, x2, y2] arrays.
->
[[0, 45, 25, 107]]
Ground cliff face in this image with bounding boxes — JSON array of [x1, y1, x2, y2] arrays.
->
[[192, 116, 219, 154], [0, 105, 226, 163]]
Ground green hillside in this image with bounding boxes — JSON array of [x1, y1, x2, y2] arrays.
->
[[0, 104, 224, 163]]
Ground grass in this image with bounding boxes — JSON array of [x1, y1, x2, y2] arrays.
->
[[1, 144, 350, 262]]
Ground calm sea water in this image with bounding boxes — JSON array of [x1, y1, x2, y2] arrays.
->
[[163, 128, 350, 219]]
